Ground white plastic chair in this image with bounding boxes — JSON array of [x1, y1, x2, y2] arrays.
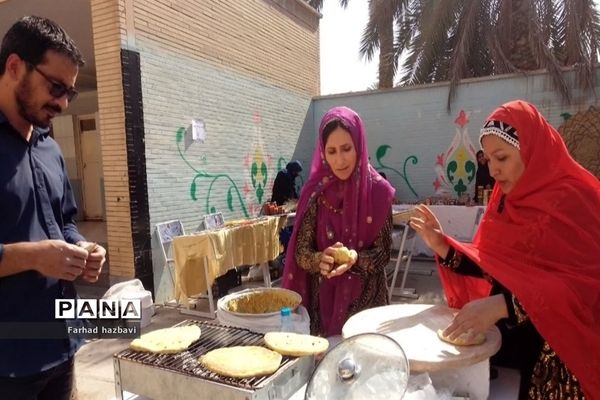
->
[[156, 219, 216, 318], [156, 220, 186, 289], [182, 212, 233, 318], [387, 223, 418, 302]]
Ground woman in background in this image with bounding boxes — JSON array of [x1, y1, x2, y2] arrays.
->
[[473, 150, 495, 203], [411, 100, 600, 399], [283, 106, 395, 337]]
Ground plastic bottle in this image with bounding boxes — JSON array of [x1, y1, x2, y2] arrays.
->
[[280, 307, 294, 332]]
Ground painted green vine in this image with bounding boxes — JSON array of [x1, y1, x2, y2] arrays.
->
[[374, 145, 419, 198], [176, 127, 250, 217]]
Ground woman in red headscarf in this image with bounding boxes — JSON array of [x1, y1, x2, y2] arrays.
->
[[411, 100, 600, 399], [282, 106, 395, 337]]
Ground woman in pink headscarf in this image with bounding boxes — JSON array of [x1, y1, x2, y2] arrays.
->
[[282, 106, 395, 337]]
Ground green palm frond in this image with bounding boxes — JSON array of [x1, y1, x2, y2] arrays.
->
[[315, 0, 599, 106], [306, 0, 350, 12]]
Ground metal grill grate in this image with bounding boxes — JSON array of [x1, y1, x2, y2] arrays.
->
[[114, 320, 294, 390]]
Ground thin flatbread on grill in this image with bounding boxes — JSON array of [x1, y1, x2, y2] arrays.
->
[[129, 325, 201, 353], [199, 346, 282, 378], [264, 332, 329, 356], [437, 328, 486, 346]]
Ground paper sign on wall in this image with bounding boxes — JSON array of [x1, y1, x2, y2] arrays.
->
[[192, 118, 206, 143]]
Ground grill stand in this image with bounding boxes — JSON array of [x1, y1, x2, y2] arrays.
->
[[113, 320, 314, 400], [114, 354, 313, 400]]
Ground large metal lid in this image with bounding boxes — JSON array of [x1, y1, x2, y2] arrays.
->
[[305, 333, 409, 400]]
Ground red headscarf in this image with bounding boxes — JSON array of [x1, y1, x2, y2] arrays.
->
[[439, 100, 600, 398], [283, 106, 395, 336]]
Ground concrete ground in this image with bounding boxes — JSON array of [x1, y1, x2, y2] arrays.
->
[[71, 222, 519, 400], [73, 259, 449, 400]]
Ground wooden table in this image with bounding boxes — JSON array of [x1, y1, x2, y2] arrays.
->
[[343, 303, 501, 399], [172, 215, 288, 315]]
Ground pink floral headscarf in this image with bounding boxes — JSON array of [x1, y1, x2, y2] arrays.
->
[[283, 106, 395, 336]]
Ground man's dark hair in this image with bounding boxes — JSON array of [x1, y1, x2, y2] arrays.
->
[[0, 16, 84, 75]]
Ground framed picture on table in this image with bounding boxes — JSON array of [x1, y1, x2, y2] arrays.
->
[[202, 212, 224, 230]]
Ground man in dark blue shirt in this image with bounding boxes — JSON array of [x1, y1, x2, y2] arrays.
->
[[0, 16, 106, 399]]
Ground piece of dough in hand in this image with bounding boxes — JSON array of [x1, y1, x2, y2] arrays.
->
[[264, 332, 329, 356], [82, 242, 98, 252], [437, 328, 486, 346], [333, 246, 357, 265]]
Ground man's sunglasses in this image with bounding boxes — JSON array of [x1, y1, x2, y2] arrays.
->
[[28, 63, 78, 102]]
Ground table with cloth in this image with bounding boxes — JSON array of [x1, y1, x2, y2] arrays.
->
[[392, 204, 486, 257], [172, 215, 288, 306]]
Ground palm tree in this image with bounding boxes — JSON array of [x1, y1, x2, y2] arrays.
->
[[309, 1, 599, 105], [360, 0, 398, 88], [360, 0, 600, 109], [307, 0, 398, 89]]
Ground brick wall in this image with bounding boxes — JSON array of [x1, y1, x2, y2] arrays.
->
[[92, 0, 320, 295], [90, 0, 134, 278], [132, 0, 320, 96]]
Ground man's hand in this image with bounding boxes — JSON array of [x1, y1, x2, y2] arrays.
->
[[77, 241, 107, 283], [34, 240, 88, 281]]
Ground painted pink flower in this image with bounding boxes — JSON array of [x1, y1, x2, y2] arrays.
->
[[454, 110, 469, 128], [436, 153, 445, 166]]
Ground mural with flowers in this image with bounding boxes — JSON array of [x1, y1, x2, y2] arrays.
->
[[433, 110, 478, 197], [176, 112, 300, 218]]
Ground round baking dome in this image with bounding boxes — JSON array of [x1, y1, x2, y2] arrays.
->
[[305, 333, 409, 400]]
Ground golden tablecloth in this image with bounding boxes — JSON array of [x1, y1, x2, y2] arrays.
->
[[172, 216, 287, 305]]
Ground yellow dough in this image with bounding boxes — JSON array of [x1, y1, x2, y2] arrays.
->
[[264, 332, 329, 357], [226, 290, 300, 314], [129, 325, 201, 353], [83, 242, 98, 252], [199, 346, 282, 378], [437, 328, 486, 346], [333, 246, 357, 265]]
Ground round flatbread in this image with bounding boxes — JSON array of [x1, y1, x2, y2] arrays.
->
[[129, 325, 201, 353], [437, 328, 486, 346], [200, 346, 282, 378], [264, 332, 329, 357]]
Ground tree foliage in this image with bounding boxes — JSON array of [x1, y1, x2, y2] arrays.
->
[[307, 0, 600, 109]]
